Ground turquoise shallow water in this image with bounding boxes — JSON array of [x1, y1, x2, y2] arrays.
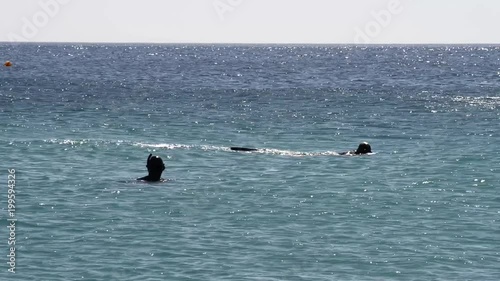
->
[[1, 44, 499, 280]]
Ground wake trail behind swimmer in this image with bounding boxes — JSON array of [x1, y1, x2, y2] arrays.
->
[[136, 143, 371, 156]]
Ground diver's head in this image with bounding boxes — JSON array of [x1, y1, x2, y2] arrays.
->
[[146, 154, 165, 173], [355, 142, 372, 154]]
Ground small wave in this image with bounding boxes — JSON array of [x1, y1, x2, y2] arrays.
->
[[135, 142, 341, 157], [43, 138, 131, 147], [133, 143, 193, 149], [200, 145, 232, 152], [45, 139, 91, 145], [253, 148, 339, 157], [451, 96, 500, 108], [133, 143, 233, 152]]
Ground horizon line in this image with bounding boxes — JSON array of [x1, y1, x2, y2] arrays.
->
[[1, 41, 500, 46]]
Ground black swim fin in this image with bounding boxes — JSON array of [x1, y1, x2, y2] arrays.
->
[[230, 147, 258, 152]]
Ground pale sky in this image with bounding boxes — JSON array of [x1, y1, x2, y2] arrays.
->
[[1, 0, 500, 44]]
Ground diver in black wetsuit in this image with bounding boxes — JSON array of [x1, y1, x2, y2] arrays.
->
[[339, 142, 372, 155], [137, 154, 165, 182]]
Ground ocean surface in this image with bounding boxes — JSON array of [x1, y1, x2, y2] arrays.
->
[[1, 44, 499, 280]]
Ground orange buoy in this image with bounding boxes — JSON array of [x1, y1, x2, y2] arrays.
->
[[4, 61, 12, 67]]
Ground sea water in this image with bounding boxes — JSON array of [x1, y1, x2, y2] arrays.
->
[[0, 44, 499, 280]]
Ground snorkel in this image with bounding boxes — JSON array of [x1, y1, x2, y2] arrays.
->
[[146, 153, 153, 168]]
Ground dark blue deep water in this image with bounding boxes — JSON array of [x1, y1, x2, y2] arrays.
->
[[1, 44, 499, 280]]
